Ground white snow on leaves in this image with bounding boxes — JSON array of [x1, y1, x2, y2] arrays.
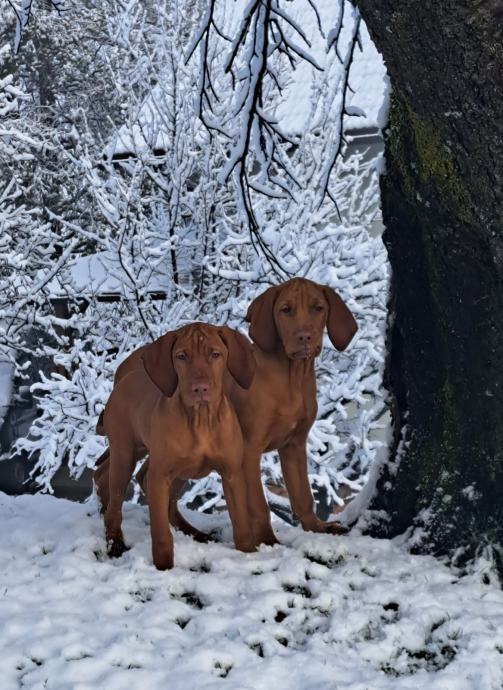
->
[[1, 492, 502, 690]]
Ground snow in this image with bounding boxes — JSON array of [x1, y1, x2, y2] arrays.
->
[[104, 86, 172, 158], [346, 22, 390, 131], [0, 358, 14, 427], [1, 492, 502, 690], [107, 0, 388, 157], [45, 251, 171, 299], [274, 0, 388, 136]]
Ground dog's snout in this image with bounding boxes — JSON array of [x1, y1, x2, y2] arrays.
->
[[296, 330, 312, 344], [192, 380, 209, 396]]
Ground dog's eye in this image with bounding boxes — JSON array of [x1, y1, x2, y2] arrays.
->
[[176, 352, 187, 361], [280, 305, 291, 314], [211, 351, 221, 359], [313, 304, 324, 312]]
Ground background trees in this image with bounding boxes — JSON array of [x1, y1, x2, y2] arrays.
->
[[2, 1, 388, 523]]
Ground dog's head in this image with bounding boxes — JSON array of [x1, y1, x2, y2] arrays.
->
[[141, 323, 256, 405], [246, 278, 357, 359]]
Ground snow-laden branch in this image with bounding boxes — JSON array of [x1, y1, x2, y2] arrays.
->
[[184, 0, 368, 272], [8, 0, 66, 53], [2, 0, 390, 524]]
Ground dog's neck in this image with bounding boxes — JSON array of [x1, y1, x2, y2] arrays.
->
[[177, 393, 232, 430], [289, 357, 316, 380], [256, 347, 316, 387]]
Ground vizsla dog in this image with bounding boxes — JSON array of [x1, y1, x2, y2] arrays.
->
[[94, 323, 256, 570], [229, 278, 358, 545], [116, 278, 357, 547]]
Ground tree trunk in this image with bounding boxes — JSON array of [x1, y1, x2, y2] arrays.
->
[[355, 0, 503, 569]]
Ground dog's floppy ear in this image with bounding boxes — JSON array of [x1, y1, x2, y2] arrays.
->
[[218, 326, 256, 389], [141, 330, 178, 397], [322, 286, 358, 351], [246, 285, 279, 353]]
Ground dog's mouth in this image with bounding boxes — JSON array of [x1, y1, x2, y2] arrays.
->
[[288, 345, 321, 360], [190, 393, 211, 405]]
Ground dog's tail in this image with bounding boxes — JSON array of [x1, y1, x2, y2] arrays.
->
[[94, 447, 109, 468], [96, 410, 105, 436], [93, 446, 110, 514]]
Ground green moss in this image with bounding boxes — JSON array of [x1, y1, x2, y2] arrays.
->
[[407, 107, 474, 224], [386, 92, 474, 224], [411, 380, 460, 503]]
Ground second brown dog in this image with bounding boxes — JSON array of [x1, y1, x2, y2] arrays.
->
[[95, 323, 256, 570]]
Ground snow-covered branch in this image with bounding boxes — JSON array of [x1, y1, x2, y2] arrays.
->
[[1, 0, 390, 522]]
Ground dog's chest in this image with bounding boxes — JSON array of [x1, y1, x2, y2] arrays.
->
[[177, 454, 218, 480], [169, 426, 237, 479], [265, 394, 316, 451]]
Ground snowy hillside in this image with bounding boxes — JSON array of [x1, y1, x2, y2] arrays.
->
[[1, 493, 502, 690]]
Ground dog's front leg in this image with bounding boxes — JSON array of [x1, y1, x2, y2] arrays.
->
[[138, 462, 210, 543], [279, 438, 347, 535], [147, 466, 174, 570], [221, 470, 256, 553], [243, 447, 279, 547]]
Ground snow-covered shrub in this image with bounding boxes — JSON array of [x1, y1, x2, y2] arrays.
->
[[2, 0, 389, 519]]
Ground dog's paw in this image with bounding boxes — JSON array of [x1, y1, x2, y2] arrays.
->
[[107, 539, 130, 559], [324, 520, 349, 536], [191, 530, 211, 544], [251, 522, 279, 548], [301, 516, 349, 536], [207, 528, 223, 542]]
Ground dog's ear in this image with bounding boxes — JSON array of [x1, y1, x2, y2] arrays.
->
[[141, 331, 178, 397], [218, 327, 257, 389], [246, 285, 279, 353], [322, 286, 358, 351]]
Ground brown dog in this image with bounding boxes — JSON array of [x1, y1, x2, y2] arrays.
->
[[94, 323, 256, 570], [231, 278, 357, 545], [116, 279, 357, 547]]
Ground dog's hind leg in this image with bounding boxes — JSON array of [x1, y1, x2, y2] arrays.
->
[[137, 462, 210, 543], [104, 441, 136, 558]]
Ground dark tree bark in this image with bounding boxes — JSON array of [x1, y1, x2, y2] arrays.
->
[[355, 0, 503, 569]]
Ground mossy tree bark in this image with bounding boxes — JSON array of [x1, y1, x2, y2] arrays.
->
[[355, 0, 503, 567]]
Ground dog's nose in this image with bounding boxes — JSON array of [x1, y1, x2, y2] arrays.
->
[[296, 330, 312, 344], [192, 381, 209, 396]]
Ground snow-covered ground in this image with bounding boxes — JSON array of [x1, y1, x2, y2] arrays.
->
[[1, 492, 502, 690]]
